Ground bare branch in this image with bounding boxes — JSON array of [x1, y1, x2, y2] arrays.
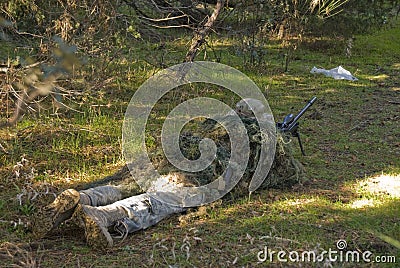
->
[[185, 0, 225, 62], [123, 0, 206, 27], [141, 20, 192, 29], [138, 14, 188, 22]]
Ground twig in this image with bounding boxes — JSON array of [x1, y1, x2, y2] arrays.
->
[[140, 20, 192, 29], [13, 30, 45, 39], [348, 120, 369, 132], [0, 66, 9, 74], [259, 235, 301, 245], [50, 95, 84, 114], [0, 142, 8, 154], [138, 14, 188, 22], [22, 61, 47, 70]]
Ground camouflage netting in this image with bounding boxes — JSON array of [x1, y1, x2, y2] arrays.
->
[[156, 115, 306, 200], [81, 114, 306, 201]]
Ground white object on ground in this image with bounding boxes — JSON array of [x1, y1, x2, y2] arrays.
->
[[310, 66, 358, 81]]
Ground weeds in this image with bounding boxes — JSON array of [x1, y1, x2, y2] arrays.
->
[[0, 242, 42, 268]]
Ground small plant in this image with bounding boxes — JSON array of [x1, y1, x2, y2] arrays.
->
[[18, 203, 35, 216]]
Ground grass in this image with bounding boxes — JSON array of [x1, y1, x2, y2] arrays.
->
[[0, 21, 399, 267]]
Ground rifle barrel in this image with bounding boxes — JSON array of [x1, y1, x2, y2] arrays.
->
[[289, 96, 317, 129]]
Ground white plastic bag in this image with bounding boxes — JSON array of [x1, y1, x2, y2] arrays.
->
[[310, 66, 358, 81]]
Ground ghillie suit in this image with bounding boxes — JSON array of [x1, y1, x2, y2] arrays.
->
[[154, 114, 306, 200], [32, 101, 306, 249]]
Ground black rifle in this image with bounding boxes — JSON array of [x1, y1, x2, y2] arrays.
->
[[276, 96, 317, 156]]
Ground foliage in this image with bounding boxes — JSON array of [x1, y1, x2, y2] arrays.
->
[[2, 0, 125, 42], [310, 0, 400, 36], [221, 0, 351, 69], [2, 0, 398, 44], [0, 37, 81, 127], [0, 0, 141, 127]]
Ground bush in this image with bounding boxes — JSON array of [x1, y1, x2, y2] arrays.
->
[[307, 0, 400, 37]]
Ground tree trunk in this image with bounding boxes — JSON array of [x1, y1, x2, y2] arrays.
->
[[185, 0, 225, 62]]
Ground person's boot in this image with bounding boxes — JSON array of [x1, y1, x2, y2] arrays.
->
[[72, 203, 130, 249], [32, 189, 86, 238], [32, 186, 122, 238]]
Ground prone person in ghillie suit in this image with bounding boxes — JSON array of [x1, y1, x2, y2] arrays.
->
[[32, 99, 306, 249]]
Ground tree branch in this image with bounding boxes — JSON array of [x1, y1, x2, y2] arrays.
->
[[185, 0, 225, 62]]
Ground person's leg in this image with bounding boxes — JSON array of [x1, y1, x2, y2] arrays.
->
[[79, 185, 123, 206], [73, 193, 186, 248], [32, 170, 182, 238]]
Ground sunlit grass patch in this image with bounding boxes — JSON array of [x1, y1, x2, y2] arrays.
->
[[354, 173, 400, 198], [366, 74, 390, 81]]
